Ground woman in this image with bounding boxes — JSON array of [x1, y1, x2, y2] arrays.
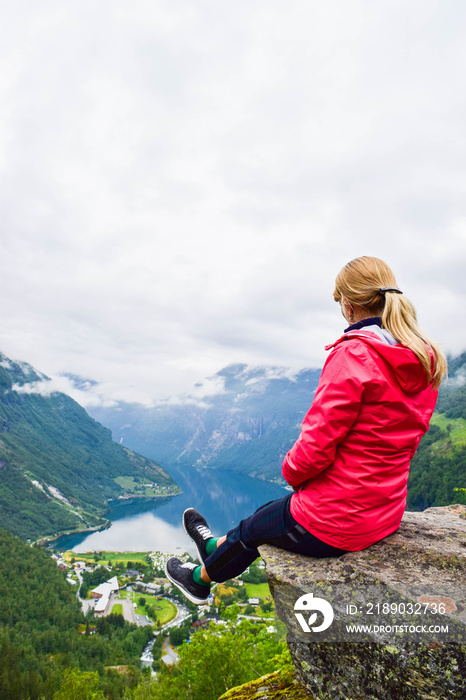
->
[[166, 256, 446, 604]]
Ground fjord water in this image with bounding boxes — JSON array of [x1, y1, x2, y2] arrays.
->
[[51, 464, 288, 554]]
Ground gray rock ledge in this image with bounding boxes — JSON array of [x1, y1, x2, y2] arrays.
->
[[259, 505, 466, 700]]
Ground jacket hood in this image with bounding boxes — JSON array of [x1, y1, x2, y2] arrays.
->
[[326, 330, 433, 393]]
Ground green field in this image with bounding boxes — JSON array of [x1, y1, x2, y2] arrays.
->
[[128, 592, 150, 616], [112, 603, 123, 615], [113, 476, 173, 497], [120, 591, 177, 625], [114, 476, 139, 490], [244, 582, 271, 600], [430, 413, 466, 447], [63, 551, 150, 566], [149, 598, 177, 625]]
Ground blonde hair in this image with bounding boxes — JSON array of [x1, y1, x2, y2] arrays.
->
[[333, 256, 447, 389]]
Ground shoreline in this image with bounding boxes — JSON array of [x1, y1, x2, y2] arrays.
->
[[187, 463, 287, 489], [36, 520, 110, 547], [37, 489, 182, 547], [107, 489, 182, 505]]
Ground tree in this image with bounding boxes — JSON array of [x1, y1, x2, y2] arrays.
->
[[240, 563, 267, 584], [237, 586, 248, 602], [53, 669, 105, 700], [169, 627, 188, 646], [128, 621, 291, 700], [0, 529, 151, 700]]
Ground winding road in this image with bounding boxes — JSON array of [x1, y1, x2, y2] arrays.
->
[[161, 637, 179, 665]]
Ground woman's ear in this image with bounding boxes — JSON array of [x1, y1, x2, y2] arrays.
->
[[341, 297, 354, 323]]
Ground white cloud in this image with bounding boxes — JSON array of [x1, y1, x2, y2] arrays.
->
[[11, 376, 119, 407], [11, 381, 56, 397], [0, 0, 465, 405], [449, 369, 466, 389]]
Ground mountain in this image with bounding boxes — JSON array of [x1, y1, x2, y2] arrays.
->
[[88, 356, 466, 510], [0, 353, 179, 541], [88, 363, 322, 482], [406, 351, 466, 510], [435, 350, 466, 418], [4, 341, 461, 539]]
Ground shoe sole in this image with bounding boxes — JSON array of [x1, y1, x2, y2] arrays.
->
[[164, 561, 210, 606], [181, 509, 218, 592], [182, 508, 207, 564]]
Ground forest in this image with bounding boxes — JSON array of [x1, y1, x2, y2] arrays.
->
[[0, 528, 289, 700], [0, 529, 153, 699], [407, 355, 466, 510]]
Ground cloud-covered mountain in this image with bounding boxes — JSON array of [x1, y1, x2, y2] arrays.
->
[[87, 363, 323, 482]]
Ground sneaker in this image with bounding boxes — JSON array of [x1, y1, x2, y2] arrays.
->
[[182, 508, 214, 564], [165, 557, 211, 605]]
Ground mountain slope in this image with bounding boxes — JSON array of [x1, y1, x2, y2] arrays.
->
[[0, 353, 179, 540], [435, 350, 466, 419], [407, 351, 466, 510], [89, 363, 322, 482]]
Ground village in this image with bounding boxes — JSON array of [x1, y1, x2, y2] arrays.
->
[[51, 549, 271, 631]]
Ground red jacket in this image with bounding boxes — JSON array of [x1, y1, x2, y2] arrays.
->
[[283, 330, 438, 551]]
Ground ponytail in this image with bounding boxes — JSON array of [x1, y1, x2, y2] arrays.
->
[[334, 257, 447, 390], [381, 293, 446, 389]]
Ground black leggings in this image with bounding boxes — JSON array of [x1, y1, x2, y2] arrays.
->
[[204, 494, 348, 582]]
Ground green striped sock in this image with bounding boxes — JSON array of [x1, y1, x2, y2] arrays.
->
[[205, 537, 219, 557], [193, 565, 210, 586]]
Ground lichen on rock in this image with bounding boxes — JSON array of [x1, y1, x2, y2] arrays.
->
[[217, 666, 314, 700]]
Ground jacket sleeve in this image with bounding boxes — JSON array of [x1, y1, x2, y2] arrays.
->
[[282, 342, 372, 488]]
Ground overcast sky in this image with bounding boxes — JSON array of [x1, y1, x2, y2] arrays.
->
[[1, 0, 465, 407]]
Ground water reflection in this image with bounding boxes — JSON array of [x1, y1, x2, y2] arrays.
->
[[51, 465, 288, 553]]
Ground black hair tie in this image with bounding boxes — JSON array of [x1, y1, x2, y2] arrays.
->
[[379, 287, 403, 294]]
